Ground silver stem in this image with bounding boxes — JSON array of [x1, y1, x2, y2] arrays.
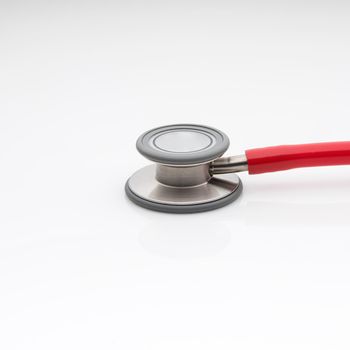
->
[[210, 154, 248, 174], [156, 164, 211, 187]]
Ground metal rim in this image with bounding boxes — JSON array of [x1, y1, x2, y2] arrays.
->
[[125, 165, 243, 214], [125, 179, 242, 213], [136, 124, 230, 166]]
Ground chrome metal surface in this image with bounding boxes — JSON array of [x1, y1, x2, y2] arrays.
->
[[210, 154, 248, 174], [156, 164, 211, 187], [127, 164, 241, 206]]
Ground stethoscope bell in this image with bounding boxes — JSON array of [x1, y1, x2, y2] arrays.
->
[[125, 124, 244, 213], [126, 124, 350, 213]]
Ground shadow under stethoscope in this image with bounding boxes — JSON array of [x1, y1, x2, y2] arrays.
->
[[138, 176, 350, 259], [138, 201, 349, 259], [243, 201, 350, 228], [242, 175, 350, 228]]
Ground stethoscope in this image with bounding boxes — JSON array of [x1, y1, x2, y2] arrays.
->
[[125, 124, 350, 213]]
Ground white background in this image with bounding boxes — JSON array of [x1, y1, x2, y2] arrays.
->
[[1, 1, 350, 349]]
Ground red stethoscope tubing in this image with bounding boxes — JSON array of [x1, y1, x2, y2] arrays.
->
[[245, 141, 350, 175]]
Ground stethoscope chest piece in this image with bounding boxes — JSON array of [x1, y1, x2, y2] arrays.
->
[[125, 124, 243, 213], [126, 124, 350, 213]]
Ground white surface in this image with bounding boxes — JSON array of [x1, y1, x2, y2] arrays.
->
[[1, 1, 350, 349]]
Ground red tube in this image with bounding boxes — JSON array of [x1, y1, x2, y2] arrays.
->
[[245, 141, 350, 175]]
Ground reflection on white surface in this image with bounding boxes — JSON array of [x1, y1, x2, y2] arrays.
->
[[138, 219, 231, 259]]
